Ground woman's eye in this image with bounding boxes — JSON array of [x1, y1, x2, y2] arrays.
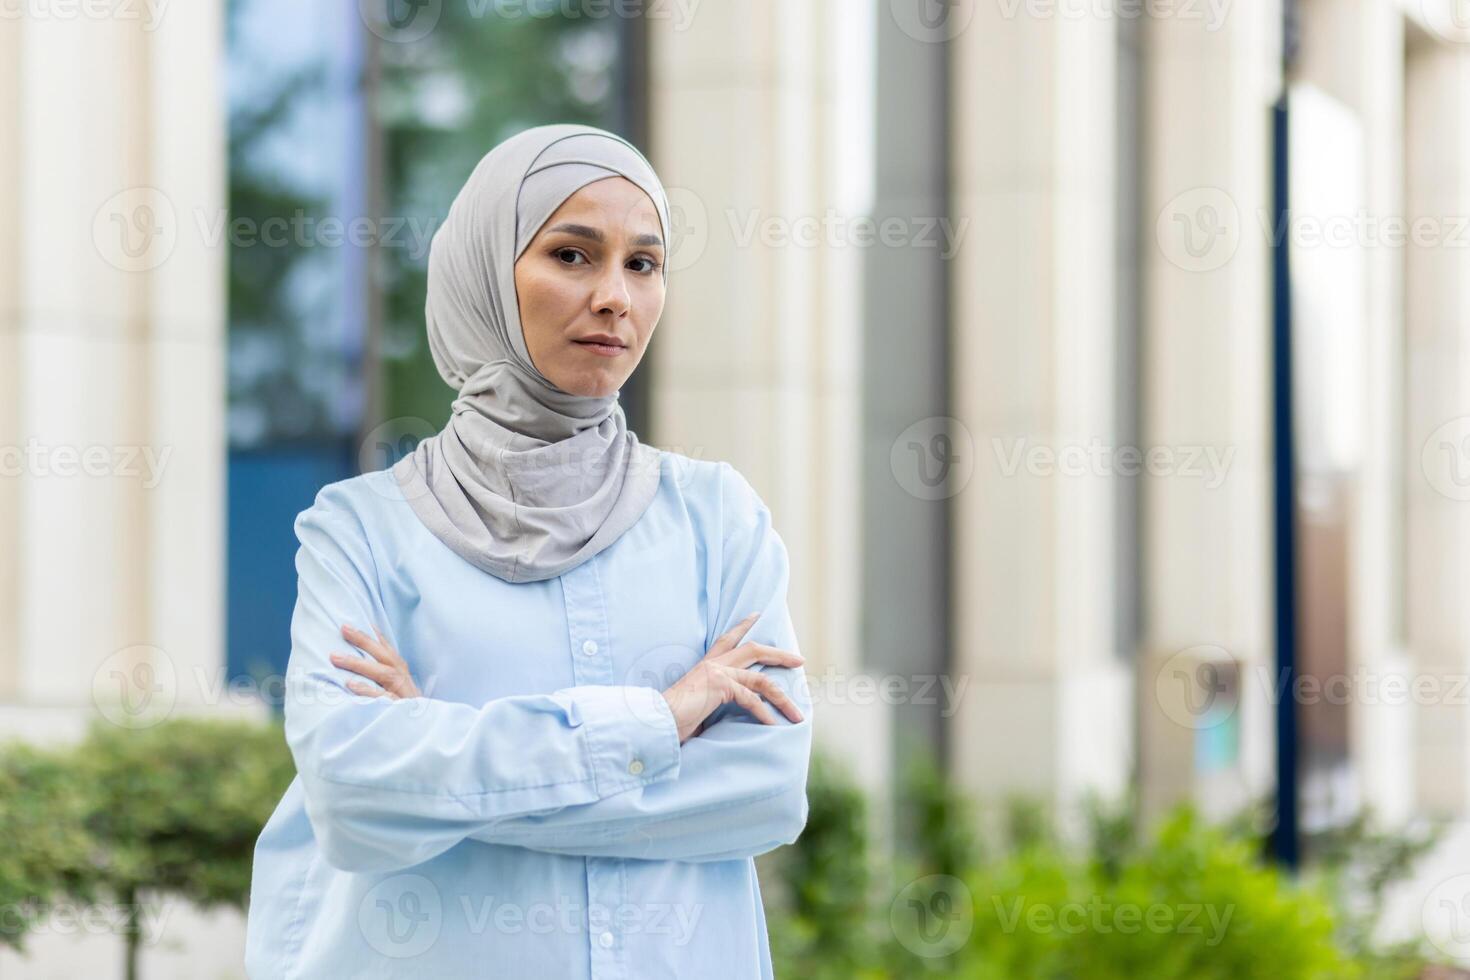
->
[[555, 247, 587, 265], [629, 256, 661, 274]]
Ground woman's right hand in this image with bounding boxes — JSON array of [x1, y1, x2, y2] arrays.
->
[[659, 613, 806, 743]]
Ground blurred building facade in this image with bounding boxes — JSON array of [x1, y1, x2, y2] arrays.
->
[[3, 0, 1470, 975]]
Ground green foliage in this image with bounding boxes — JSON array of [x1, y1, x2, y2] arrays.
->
[[766, 754, 1438, 980], [906, 754, 981, 878], [0, 743, 95, 950], [0, 719, 295, 976], [956, 806, 1358, 979], [74, 718, 296, 912], [0, 723, 1445, 980], [760, 753, 884, 980], [1304, 811, 1444, 979]]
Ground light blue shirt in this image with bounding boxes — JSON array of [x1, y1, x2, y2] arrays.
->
[[245, 453, 813, 979]]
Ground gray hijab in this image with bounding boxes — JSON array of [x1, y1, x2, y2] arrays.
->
[[391, 124, 669, 584]]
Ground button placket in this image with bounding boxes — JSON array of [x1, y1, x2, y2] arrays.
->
[[562, 560, 613, 688], [563, 560, 628, 980]]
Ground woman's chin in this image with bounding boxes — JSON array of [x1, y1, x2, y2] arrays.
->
[[552, 367, 628, 399]]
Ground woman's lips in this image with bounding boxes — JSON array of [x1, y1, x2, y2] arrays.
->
[[574, 340, 627, 357]]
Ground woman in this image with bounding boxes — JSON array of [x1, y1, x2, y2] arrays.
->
[[244, 124, 813, 979]]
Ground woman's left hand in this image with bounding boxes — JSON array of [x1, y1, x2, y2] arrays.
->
[[331, 624, 423, 700]]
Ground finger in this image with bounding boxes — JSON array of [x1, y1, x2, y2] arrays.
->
[[341, 624, 397, 667], [751, 671, 805, 723], [709, 613, 761, 657], [371, 625, 409, 669], [345, 679, 390, 699], [330, 652, 396, 688], [735, 669, 804, 723], [723, 642, 804, 670], [729, 682, 778, 726], [340, 624, 386, 661]]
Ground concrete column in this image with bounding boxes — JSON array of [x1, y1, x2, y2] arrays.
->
[[1293, 0, 1412, 825], [1137, 2, 1283, 821], [0, 14, 19, 702], [646, 2, 888, 808], [1405, 36, 1470, 816], [0, 3, 227, 738], [862, 1, 952, 771], [947, 3, 1132, 819]]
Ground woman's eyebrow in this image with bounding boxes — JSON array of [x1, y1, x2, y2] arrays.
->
[[546, 222, 664, 249]]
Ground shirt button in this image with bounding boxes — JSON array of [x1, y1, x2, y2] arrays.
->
[[582, 640, 598, 656], [598, 930, 614, 949], [627, 759, 644, 775]]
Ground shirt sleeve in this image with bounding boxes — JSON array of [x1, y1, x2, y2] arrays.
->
[[284, 485, 684, 874], [464, 462, 814, 862]]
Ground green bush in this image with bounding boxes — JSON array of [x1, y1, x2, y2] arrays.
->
[[0, 718, 296, 979], [0, 720, 1444, 980], [75, 717, 296, 980], [0, 742, 95, 951], [767, 754, 1438, 980]]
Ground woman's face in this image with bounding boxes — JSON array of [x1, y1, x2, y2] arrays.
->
[[514, 176, 666, 398]]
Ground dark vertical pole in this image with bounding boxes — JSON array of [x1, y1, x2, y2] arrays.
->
[[614, 2, 652, 438], [1270, 93, 1300, 871]]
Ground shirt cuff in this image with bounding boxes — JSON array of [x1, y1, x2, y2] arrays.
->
[[565, 684, 682, 798]]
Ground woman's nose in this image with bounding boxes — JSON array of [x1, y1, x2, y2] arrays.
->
[[590, 269, 631, 317]]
